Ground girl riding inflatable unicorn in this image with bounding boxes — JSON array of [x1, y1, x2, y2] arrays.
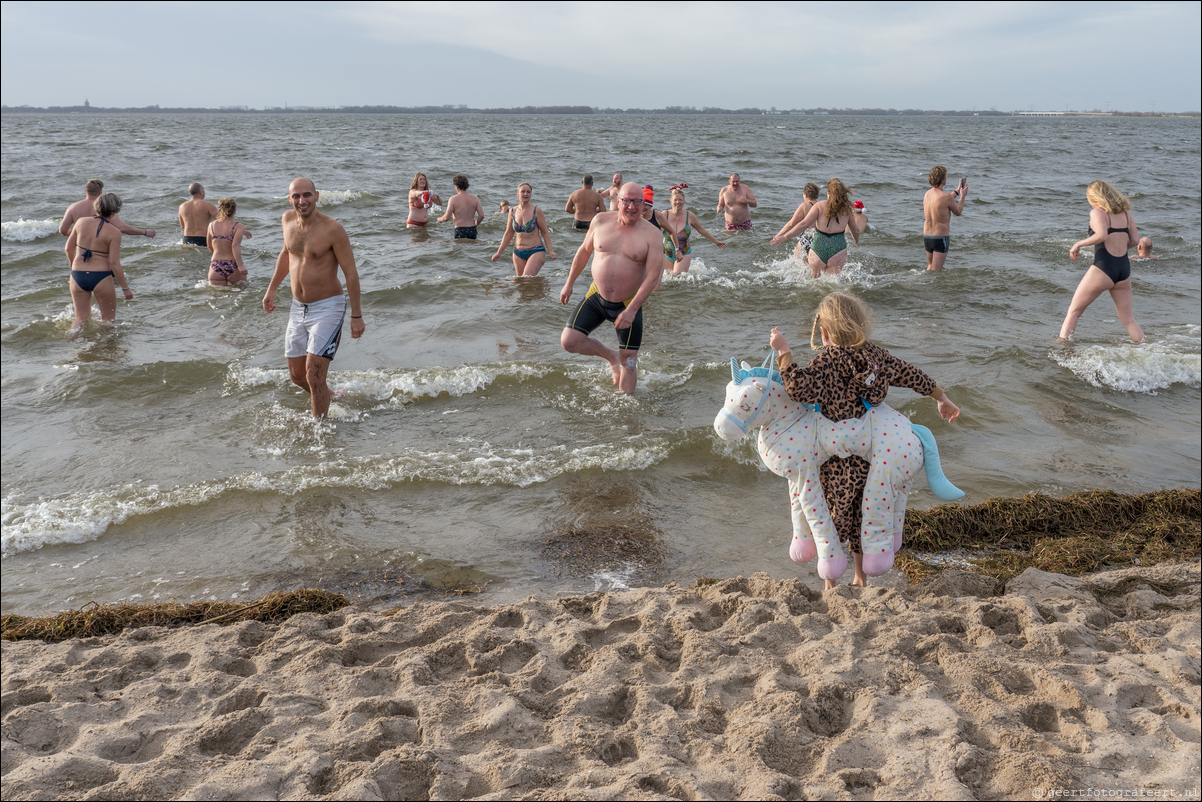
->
[[714, 293, 962, 589]]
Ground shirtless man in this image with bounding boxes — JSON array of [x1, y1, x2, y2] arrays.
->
[[59, 179, 157, 239], [565, 174, 607, 231], [599, 173, 623, 210], [438, 174, 485, 240], [262, 177, 365, 418], [560, 182, 663, 394], [716, 173, 757, 230], [178, 183, 218, 246], [1136, 237, 1156, 259], [922, 165, 967, 271]]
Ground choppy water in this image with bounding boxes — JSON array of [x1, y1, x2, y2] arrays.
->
[[2, 113, 1199, 614]]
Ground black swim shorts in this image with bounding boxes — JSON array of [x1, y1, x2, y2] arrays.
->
[[183, 235, 208, 246], [565, 283, 642, 351], [924, 235, 950, 254], [574, 220, 591, 231], [454, 226, 478, 239]]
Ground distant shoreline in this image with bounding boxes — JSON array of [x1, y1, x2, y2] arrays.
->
[[3, 104, 1197, 118]]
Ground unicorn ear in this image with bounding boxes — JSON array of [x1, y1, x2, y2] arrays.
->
[[730, 358, 741, 383], [740, 360, 751, 371]]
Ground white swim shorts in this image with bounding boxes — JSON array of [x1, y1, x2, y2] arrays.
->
[[285, 295, 346, 360]]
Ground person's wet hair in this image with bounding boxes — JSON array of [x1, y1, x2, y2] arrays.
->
[[453, 174, 469, 191], [804, 183, 820, 200], [94, 192, 122, 218], [85, 179, 104, 195], [929, 165, 947, 188], [217, 197, 237, 221]]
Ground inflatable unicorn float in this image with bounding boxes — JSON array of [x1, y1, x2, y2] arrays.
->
[[714, 353, 964, 581]]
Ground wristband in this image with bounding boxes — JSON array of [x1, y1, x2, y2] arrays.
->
[[351, 315, 362, 319]]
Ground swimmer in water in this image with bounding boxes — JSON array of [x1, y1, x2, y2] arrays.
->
[[922, 165, 967, 271], [491, 182, 557, 276], [771, 178, 866, 277], [207, 197, 251, 285], [1060, 180, 1144, 342], [179, 183, 218, 246], [662, 185, 725, 274], [438, 174, 485, 240], [64, 192, 133, 332], [716, 173, 757, 230], [775, 182, 820, 261], [406, 172, 442, 228]]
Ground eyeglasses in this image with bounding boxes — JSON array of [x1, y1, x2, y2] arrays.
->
[[617, 198, 645, 206]]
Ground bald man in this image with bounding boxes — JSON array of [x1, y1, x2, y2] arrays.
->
[[560, 182, 663, 394], [262, 177, 365, 418]]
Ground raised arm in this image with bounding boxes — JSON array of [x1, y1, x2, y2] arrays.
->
[[111, 214, 155, 238], [949, 184, 967, 217], [775, 201, 810, 239], [771, 202, 823, 245], [882, 351, 960, 422], [560, 228, 595, 304], [332, 225, 365, 339]]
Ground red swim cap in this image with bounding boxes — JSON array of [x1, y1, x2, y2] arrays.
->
[[643, 186, 654, 204]]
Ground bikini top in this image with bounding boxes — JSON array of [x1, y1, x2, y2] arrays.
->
[[79, 216, 111, 261], [512, 207, 539, 233], [209, 221, 239, 241], [409, 190, 430, 209]]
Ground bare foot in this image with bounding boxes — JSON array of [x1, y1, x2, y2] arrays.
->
[[852, 576, 868, 588], [608, 357, 621, 386]]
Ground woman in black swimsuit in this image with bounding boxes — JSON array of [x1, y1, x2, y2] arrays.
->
[[64, 192, 132, 334], [1060, 180, 1144, 342]]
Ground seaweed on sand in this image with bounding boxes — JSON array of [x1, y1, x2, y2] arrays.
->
[[897, 488, 1199, 584], [1, 588, 348, 643]]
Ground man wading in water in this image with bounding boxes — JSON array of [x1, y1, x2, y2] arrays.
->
[[560, 182, 662, 394], [262, 177, 366, 418]]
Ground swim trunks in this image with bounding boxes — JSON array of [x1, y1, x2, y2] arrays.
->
[[924, 235, 950, 254], [407, 220, 427, 227], [797, 229, 814, 258], [183, 235, 208, 246], [565, 282, 642, 351], [70, 270, 113, 292], [725, 219, 753, 231], [285, 295, 346, 361], [454, 226, 478, 239], [514, 244, 546, 261], [210, 259, 239, 278], [574, 220, 591, 231]]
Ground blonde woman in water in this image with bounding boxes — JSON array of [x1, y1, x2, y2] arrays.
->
[[771, 178, 866, 276], [1060, 180, 1144, 342], [662, 185, 725, 274]]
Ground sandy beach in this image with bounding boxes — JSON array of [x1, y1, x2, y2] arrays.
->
[[2, 562, 1198, 801]]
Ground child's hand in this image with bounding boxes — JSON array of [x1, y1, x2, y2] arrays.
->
[[770, 327, 789, 353], [937, 394, 960, 422]]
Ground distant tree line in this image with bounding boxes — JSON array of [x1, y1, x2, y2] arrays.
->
[[1, 104, 1195, 117]]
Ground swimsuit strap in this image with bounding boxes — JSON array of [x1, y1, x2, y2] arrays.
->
[[94, 216, 108, 237]]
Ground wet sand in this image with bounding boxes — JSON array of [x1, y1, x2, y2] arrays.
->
[[2, 563, 1199, 801]]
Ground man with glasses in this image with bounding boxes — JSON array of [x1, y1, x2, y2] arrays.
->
[[560, 183, 663, 394]]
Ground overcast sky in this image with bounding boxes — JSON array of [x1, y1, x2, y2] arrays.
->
[[2, 1, 1198, 111]]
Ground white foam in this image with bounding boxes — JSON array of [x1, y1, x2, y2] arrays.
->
[[1, 436, 675, 556], [2, 218, 60, 242], [269, 190, 365, 207], [1052, 337, 1201, 394]]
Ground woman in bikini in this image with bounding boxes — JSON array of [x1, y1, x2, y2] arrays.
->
[[1060, 180, 1144, 342], [770, 178, 866, 277], [491, 182, 556, 276], [64, 192, 132, 333], [662, 185, 725, 274], [406, 172, 442, 228], [774, 182, 820, 262], [206, 197, 251, 286]]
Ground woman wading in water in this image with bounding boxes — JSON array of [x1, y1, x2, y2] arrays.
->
[[492, 182, 557, 276], [662, 185, 725, 274], [64, 192, 133, 334], [206, 197, 251, 286], [771, 178, 866, 276]]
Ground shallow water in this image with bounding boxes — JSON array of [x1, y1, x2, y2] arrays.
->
[[2, 113, 1199, 614]]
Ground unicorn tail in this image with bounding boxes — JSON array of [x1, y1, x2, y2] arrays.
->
[[911, 424, 965, 501]]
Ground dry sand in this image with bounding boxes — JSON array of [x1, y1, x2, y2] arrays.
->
[[2, 564, 1199, 801]]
